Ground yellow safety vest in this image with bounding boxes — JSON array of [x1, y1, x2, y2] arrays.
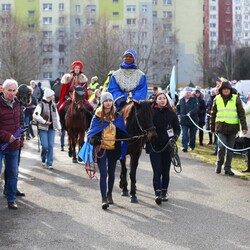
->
[[215, 94, 239, 124]]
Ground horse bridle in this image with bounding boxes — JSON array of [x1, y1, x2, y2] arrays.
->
[[133, 103, 155, 136]]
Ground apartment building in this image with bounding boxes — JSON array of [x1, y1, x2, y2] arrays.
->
[[1, 0, 204, 85]]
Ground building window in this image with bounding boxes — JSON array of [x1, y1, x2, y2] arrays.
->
[[226, 18, 231, 22], [127, 5, 136, 12], [59, 3, 64, 11], [153, 11, 157, 17], [43, 58, 52, 65], [113, 12, 119, 16], [142, 18, 147, 24], [86, 5, 96, 13], [142, 32, 147, 39], [113, 25, 119, 29], [43, 72, 53, 79], [28, 10, 35, 16], [127, 18, 136, 25], [153, 0, 157, 5], [43, 44, 53, 52], [87, 18, 95, 25], [58, 30, 65, 38], [210, 31, 216, 37], [43, 3, 52, 11], [43, 31, 52, 38], [59, 58, 65, 65], [75, 5, 80, 13], [2, 4, 11, 11], [59, 44, 65, 52], [142, 45, 148, 52], [43, 17, 52, 25], [142, 5, 148, 12], [59, 72, 64, 78], [28, 23, 35, 29], [59, 17, 64, 25], [75, 18, 80, 25], [163, 11, 172, 18], [225, 1, 231, 5], [225, 27, 231, 31], [163, 23, 172, 31], [1, 17, 9, 24], [163, 0, 172, 5], [210, 23, 216, 28], [74, 32, 80, 39], [210, 6, 216, 11], [113, 0, 119, 2]]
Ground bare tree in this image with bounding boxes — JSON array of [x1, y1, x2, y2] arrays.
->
[[71, 18, 124, 84], [0, 13, 42, 84]]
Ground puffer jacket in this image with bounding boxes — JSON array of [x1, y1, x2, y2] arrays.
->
[[210, 94, 247, 134], [0, 94, 21, 150]]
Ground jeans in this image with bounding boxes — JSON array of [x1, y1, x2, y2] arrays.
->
[[0, 150, 19, 203], [39, 129, 55, 166], [60, 129, 65, 147], [149, 147, 172, 192], [217, 133, 236, 170], [97, 149, 117, 199], [181, 125, 197, 149]]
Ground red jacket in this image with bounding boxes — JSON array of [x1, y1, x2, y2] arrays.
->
[[0, 95, 21, 150]]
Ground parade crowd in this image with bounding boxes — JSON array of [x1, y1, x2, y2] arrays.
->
[[1, 49, 249, 211]]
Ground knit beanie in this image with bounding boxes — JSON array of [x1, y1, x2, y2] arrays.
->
[[44, 88, 55, 98], [100, 92, 114, 104]]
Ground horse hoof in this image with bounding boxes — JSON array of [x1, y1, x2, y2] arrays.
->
[[121, 190, 129, 196], [72, 159, 78, 163], [130, 196, 138, 203]]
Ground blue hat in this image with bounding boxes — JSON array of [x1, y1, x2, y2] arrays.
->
[[183, 87, 193, 92], [123, 49, 137, 61]]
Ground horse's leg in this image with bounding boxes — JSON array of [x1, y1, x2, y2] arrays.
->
[[78, 131, 85, 162], [129, 151, 141, 203], [68, 131, 73, 158], [119, 157, 129, 196], [72, 134, 78, 163]]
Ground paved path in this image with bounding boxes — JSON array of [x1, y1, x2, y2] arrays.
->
[[0, 134, 249, 250]]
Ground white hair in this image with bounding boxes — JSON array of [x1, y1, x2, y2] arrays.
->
[[3, 79, 18, 89]]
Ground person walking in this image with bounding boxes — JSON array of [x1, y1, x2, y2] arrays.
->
[[33, 89, 62, 169], [108, 49, 147, 110], [176, 87, 199, 152], [210, 81, 247, 175], [0, 79, 22, 209], [52, 78, 61, 104], [194, 87, 206, 146], [147, 92, 180, 205], [87, 92, 127, 210]]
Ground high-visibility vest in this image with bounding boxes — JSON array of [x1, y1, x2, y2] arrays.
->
[[215, 94, 239, 124]]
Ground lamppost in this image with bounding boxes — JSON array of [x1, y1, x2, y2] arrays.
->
[[176, 58, 179, 89]]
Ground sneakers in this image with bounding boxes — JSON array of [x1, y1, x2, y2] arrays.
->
[[61, 146, 64, 151], [42, 161, 46, 167], [182, 148, 187, 152], [155, 190, 162, 205], [8, 202, 18, 210], [46, 165, 53, 170], [162, 190, 168, 202]]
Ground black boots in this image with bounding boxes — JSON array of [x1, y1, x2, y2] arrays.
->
[[162, 189, 168, 202], [61, 145, 64, 151], [107, 192, 113, 204], [225, 168, 235, 176], [155, 190, 162, 205], [215, 165, 221, 174], [102, 198, 109, 210]]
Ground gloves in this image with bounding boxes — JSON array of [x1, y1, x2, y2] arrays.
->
[[115, 95, 126, 107]]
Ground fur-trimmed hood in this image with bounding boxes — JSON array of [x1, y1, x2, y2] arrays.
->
[[61, 73, 88, 84]]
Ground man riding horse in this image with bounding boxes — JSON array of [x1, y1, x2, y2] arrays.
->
[[107, 49, 147, 109]]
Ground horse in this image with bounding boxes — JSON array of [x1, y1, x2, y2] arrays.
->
[[64, 86, 91, 163], [119, 100, 157, 203]]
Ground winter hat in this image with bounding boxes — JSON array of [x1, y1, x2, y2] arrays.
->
[[194, 86, 201, 92], [183, 87, 193, 93], [71, 60, 83, 73], [100, 92, 114, 104], [123, 49, 137, 62], [218, 81, 232, 95], [44, 88, 55, 98], [91, 76, 98, 81]]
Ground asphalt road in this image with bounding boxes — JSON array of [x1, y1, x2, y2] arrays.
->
[[0, 133, 249, 250]]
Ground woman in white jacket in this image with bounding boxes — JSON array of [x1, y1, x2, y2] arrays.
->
[[33, 89, 62, 169], [240, 101, 250, 172]]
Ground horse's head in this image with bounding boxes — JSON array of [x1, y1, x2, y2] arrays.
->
[[16, 84, 32, 107], [73, 85, 85, 109], [123, 100, 157, 141]]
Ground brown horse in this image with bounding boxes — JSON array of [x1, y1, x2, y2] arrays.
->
[[119, 100, 157, 203], [65, 86, 91, 163]]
